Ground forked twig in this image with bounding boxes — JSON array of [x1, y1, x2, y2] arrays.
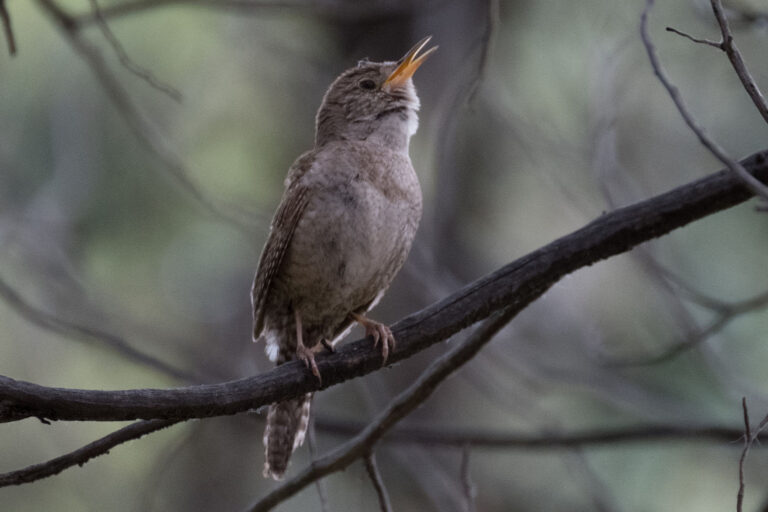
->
[[88, 0, 182, 101], [641, 0, 768, 204]]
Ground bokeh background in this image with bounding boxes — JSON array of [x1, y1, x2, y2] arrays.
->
[[2, 0, 768, 510]]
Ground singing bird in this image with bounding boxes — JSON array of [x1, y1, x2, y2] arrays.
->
[[252, 37, 436, 479]]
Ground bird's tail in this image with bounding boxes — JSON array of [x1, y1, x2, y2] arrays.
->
[[263, 392, 313, 480]]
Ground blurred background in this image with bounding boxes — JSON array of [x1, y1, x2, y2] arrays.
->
[[1, 0, 768, 510]]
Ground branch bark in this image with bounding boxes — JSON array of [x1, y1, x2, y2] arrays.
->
[[0, 150, 765, 424]]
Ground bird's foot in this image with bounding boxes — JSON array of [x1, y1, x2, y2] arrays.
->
[[296, 342, 321, 383], [350, 312, 395, 364]]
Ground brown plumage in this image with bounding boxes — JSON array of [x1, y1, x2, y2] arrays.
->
[[252, 37, 436, 480]]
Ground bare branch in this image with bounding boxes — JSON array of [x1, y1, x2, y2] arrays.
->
[[710, 0, 768, 125], [665, 26, 721, 49], [738, 398, 750, 512], [316, 418, 763, 448], [0, 274, 198, 382], [460, 446, 476, 512], [364, 452, 393, 512], [7, 417, 764, 487], [607, 289, 768, 367], [0, 419, 179, 486], [307, 422, 330, 512], [70, 0, 430, 27], [466, 0, 498, 104], [87, 0, 182, 102], [0, 151, 766, 425], [641, 0, 768, 204], [247, 306, 520, 512], [0, 0, 15, 55], [34, 0, 261, 231]]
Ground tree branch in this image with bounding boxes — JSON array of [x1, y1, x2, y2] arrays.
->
[[0, 419, 179, 486], [364, 452, 393, 512], [0, 274, 198, 383], [247, 304, 520, 511], [641, 0, 768, 204], [87, 0, 182, 101], [606, 288, 768, 367], [316, 418, 762, 448], [710, 0, 768, 125], [460, 446, 476, 512], [35, 0, 261, 231], [0, 150, 766, 424], [69, 0, 430, 27], [0, 0, 15, 55]]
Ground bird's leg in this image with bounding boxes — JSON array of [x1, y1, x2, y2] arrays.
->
[[294, 309, 321, 382], [320, 338, 335, 353], [349, 312, 395, 364]]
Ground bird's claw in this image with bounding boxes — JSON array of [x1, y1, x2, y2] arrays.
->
[[296, 342, 321, 383], [351, 313, 395, 364]]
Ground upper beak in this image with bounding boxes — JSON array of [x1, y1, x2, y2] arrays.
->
[[383, 36, 438, 89]]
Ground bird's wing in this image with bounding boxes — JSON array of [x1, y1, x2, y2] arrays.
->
[[251, 181, 311, 341]]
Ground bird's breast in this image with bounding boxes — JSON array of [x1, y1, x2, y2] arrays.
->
[[279, 147, 421, 328]]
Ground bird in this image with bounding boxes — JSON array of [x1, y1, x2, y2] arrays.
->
[[251, 36, 436, 480]]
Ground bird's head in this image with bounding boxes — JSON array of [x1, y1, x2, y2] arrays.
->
[[315, 36, 437, 151]]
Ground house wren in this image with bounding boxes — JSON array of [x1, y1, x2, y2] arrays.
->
[[251, 36, 436, 479]]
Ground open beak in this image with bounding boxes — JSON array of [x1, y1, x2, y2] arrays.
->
[[383, 36, 438, 89]]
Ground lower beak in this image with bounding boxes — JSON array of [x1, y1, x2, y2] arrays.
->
[[383, 36, 438, 89]]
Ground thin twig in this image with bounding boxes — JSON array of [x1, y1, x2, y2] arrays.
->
[[0, 274, 198, 382], [641, 0, 768, 204], [35, 0, 261, 231], [70, 0, 430, 27], [88, 0, 182, 101], [0, 0, 15, 55], [665, 26, 721, 49], [315, 418, 764, 448], [246, 308, 519, 512], [710, 0, 768, 125], [466, 0, 498, 104], [307, 421, 330, 512], [737, 398, 750, 512], [607, 289, 768, 367], [460, 445, 476, 512], [364, 452, 393, 512], [0, 419, 179, 486]]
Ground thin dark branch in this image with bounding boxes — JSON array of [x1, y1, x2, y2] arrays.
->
[[641, 0, 768, 203], [70, 0, 430, 27], [736, 400, 768, 512], [737, 398, 750, 512], [247, 307, 520, 512], [307, 422, 330, 512], [0, 151, 766, 424], [0, 0, 15, 55], [35, 0, 261, 231], [460, 446, 476, 512], [316, 418, 762, 448], [665, 26, 721, 49], [0, 419, 179, 486], [466, 0, 498, 104], [0, 274, 198, 382], [11, 418, 761, 488], [364, 452, 393, 512], [88, 0, 182, 101], [606, 289, 768, 367], [710, 0, 768, 125]]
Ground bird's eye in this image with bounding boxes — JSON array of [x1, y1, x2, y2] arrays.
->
[[359, 79, 376, 90]]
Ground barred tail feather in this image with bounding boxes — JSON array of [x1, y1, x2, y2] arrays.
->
[[263, 392, 313, 480]]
